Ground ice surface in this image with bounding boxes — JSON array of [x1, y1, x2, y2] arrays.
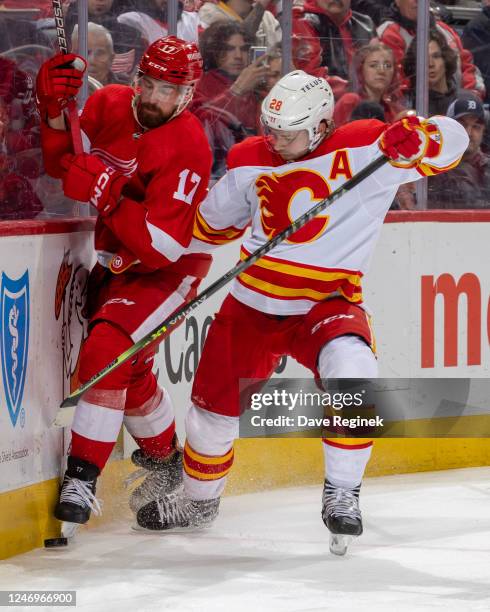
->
[[1, 467, 489, 612]]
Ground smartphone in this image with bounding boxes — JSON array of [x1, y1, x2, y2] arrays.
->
[[250, 46, 267, 63]]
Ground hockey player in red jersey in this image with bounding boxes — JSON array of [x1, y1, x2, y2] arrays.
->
[[37, 37, 212, 528], [135, 70, 469, 555]]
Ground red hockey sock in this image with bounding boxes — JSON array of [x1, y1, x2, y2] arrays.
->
[[132, 420, 176, 459], [70, 430, 117, 471], [70, 394, 126, 472]]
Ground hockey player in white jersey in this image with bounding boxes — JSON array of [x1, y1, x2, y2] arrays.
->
[[136, 71, 469, 554]]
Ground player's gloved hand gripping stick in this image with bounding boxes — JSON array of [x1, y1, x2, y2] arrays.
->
[[36, 1, 85, 153]]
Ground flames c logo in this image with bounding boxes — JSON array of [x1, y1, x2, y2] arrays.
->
[[256, 169, 330, 244]]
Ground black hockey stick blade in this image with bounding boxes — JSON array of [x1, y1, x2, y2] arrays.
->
[[60, 154, 388, 409]]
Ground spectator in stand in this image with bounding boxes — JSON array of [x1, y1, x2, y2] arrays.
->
[[428, 94, 490, 209], [351, 0, 392, 26], [0, 57, 43, 220], [462, 0, 490, 106], [192, 21, 269, 178], [292, 0, 375, 81], [65, 0, 144, 78], [0, 0, 55, 18], [377, 0, 485, 99], [199, 0, 281, 47], [403, 29, 459, 116], [71, 23, 127, 87], [333, 41, 404, 125], [117, 0, 200, 45]]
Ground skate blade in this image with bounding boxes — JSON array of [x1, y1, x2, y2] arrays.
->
[[131, 522, 211, 535], [329, 533, 355, 556], [61, 521, 80, 539]]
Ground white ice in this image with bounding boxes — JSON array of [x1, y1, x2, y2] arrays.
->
[[1, 467, 489, 612]]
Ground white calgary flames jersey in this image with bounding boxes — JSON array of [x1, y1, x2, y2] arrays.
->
[[193, 117, 468, 315]]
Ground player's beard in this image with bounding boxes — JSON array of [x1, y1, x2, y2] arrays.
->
[[137, 102, 172, 129]]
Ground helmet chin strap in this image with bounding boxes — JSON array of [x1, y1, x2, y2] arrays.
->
[[172, 85, 193, 119], [131, 92, 146, 131], [307, 119, 334, 152]]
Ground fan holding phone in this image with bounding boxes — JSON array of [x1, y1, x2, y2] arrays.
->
[[192, 23, 283, 178]]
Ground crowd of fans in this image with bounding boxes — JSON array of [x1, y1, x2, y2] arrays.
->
[[0, 0, 489, 219]]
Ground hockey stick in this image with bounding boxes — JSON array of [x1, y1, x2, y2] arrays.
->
[[52, 0, 83, 154], [58, 153, 389, 412]]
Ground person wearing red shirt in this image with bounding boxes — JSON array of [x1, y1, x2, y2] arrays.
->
[[377, 0, 485, 99], [292, 0, 375, 81]]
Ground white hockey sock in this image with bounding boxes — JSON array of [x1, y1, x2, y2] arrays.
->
[[318, 336, 377, 488], [183, 404, 239, 501], [124, 387, 173, 435], [322, 441, 373, 489]]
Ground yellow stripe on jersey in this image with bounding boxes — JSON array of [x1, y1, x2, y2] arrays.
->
[[239, 249, 363, 286], [416, 156, 462, 177], [193, 208, 245, 245], [238, 272, 335, 301]]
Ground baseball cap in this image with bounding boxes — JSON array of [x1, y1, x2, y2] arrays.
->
[[447, 95, 485, 122]]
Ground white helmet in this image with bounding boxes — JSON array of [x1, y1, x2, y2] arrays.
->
[[261, 70, 334, 152]]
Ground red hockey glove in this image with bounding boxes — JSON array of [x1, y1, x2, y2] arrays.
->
[[60, 153, 128, 216], [36, 53, 86, 119], [379, 116, 426, 163]]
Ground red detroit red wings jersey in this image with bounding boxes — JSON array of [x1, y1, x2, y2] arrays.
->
[[42, 84, 212, 273], [80, 85, 139, 177]]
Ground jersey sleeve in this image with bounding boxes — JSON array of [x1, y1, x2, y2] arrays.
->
[[365, 115, 469, 217], [104, 142, 212, 269], [190, 167, 253, 250]]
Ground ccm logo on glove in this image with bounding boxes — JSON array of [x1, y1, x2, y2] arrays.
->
[[91, 168, 116, 209], [61, 153, 128, 216]]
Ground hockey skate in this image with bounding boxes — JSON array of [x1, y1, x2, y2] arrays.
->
[[126, 439, 184, 514], [54, 457, 102, 539], [136, 490, 220, 532], [321, 480, 362, 556]]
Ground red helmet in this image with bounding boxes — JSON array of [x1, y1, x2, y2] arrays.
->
[[138, 36, 203, 86]]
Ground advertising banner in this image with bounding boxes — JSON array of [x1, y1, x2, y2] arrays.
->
[[0, 229, 94, 493]]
